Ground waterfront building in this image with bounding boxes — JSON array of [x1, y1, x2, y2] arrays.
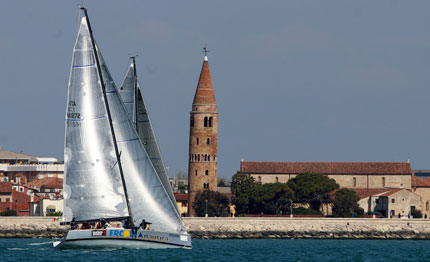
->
[[240, 161, 412, 189], [412, 176, 430, 219], [187, 52, 218, 216], [0, 148, 64, 185], [174, 192, 188, 217]]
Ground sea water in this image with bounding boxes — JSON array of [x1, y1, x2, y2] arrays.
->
[[0, 238, 429, 262]]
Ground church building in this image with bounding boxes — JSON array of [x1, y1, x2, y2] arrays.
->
[[187, 51, 218, 216]]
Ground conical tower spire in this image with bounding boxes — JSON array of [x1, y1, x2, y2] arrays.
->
[[192, 50, 216, 107]]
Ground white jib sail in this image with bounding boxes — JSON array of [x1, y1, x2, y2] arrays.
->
[[119, 63, 179, 214], [97, 51, 185, 234], [63, 17, 129, 221]]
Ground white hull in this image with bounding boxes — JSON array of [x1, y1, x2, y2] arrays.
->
[[53, 228, 191, 249]]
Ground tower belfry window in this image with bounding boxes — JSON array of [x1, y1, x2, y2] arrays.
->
[[204, 117, 208, 127], [205, 170, 209, 176], [207, 138, 210, 144], [209, 117, 213, 127], [190, 116, 194, 127], [196, 138, 199, 145]]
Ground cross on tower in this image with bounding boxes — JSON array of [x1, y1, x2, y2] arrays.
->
[[202, 47, 209, 56]]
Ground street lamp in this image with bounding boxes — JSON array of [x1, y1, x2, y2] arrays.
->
[[205, 199, 208, 218]]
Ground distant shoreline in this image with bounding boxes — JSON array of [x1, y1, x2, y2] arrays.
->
[[1, 217, 430, 239]]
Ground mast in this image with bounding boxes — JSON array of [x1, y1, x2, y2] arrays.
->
[[131, 56, 138, 131], [80, 7, 133, 223]]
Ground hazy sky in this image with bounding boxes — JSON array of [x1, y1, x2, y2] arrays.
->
[[1, 1, 430, 179]]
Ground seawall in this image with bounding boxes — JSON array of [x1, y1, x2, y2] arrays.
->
[[2, 217, 430, 239]]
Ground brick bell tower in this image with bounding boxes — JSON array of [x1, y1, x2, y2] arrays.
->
[[187, 49, 218, 216]]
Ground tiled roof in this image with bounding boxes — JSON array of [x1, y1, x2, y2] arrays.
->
[[0, 182, 12, 193], [174, 193, 188, 202], [24, 178, 63, 189], [240, 161, 412, 175], [351, 188, 404, 199], [192, 59, 216, 106], [412, 176, 430, 187], [0, 148, 36, 160]]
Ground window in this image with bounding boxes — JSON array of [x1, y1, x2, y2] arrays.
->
[[203, 183, 209, 189], [195, 170, 198, 176], [204, 117, 208, 127], [258, 176, 262, 183], [205, 170, 209, 176], [209, 117, 213, 127], [6, 198, 10, 202], [353, 177, 356, 187], [382, 177, 385, 187], [426, 202, 429, 212], [204, 155, 208, 161], [181, 202, 187, 207], [196, 138, 199, 145], [198, 155, 200, 161], [208, 155, 211, 161], [207, 138, 210, 144], [275, 177, 279, 183], [391, 198, 395, 203], [390, 210, 395, 217], [190, 116, 194, 127]]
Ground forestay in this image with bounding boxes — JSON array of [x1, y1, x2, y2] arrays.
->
[[63, 17, 129, 221], [119, 63, 179, 214], [97, 51, 185, 234]]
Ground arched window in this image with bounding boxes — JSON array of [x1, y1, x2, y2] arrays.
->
[[209, 117, 213, 127], [205, 170, 209, 176], [207, 138, 210, 144], [353, 177, 356, 187], [426, 202, 429, 211], [382, 177, 385, 187], [195, 170, 198, 176], [190, 116, 194, 127], [275, 177, 279, 183], [213, 155, 216, 161], [204, 117, 208, 127], [198, 155, 200, 161], [208, 155, 211, 161], [204, 155, 208, 161], [196, 138, 199, 145]]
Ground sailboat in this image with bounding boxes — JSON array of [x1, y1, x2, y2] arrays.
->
[[53, 7, 191, 249]]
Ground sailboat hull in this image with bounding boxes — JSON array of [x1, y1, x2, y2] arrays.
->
[[54, 228, 192, 249]]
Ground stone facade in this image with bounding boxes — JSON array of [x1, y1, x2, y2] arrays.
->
[[412, 176, 430, 219], [188, 55, 218, 216]]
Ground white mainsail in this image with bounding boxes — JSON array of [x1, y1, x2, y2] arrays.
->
[[119, 62, 179, 213], [63, 17, 129, 221], [98, 52, 185, 233]]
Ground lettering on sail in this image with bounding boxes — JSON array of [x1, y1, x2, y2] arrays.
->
[[67, 100, 81, 127]]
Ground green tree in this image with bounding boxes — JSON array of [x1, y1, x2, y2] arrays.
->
[[287, 173, 339, 211], [332, 188, 364, 217], [0, 209, 17, 216], [231, 172, 256, 214], [218, 177, 227, 187], [249, 183, 294, 214], [192, 190, 229, 217]]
